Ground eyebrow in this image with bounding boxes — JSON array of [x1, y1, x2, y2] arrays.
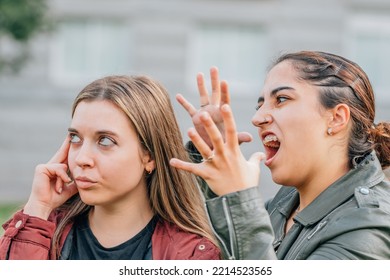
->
[[257, 86, 295, 103], [67, 128, 119, 137]]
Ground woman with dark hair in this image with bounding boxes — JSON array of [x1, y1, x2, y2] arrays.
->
[[0, 75, 220, 260], [171, 51, 390, 259]]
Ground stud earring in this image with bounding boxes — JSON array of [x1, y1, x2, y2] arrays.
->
[[327, 127, 333, 136]]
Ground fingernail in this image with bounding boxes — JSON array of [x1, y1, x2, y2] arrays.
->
[[221, 104, 230, 112], [200, 112, 209, 120], [188, 128, 196, 136], [58, 188, 62, 194], [65, 178, 74, 187]]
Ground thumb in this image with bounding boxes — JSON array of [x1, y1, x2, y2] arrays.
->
[[249, 152, 266, 165], [237, 132, 253, 144]]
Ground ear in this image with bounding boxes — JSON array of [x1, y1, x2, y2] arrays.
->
[[327, 104, 351, 135], [142, 152, 156, 173], [145, 159, 156, 174]]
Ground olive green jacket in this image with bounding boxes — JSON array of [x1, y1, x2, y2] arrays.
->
[[189, 143, 390, 259]]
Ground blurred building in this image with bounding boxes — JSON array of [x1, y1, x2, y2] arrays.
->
[[1, 0, 389, 203]]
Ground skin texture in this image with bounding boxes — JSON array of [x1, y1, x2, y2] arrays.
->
[[23, 137, 78, 220], [171, 62, 350, 211], [170, 67, 264, 195], [24, 100, 155, 247], [252, 61, 350, 200], [68, 100, 155, 247], [175, 67, 253, 148], [68, 100, 153, 209]]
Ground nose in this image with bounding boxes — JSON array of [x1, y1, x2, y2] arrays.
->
[[74, 143, 95, 168], [252, 109, 273, 127]]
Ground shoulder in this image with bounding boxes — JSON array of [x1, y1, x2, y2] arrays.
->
[[316, 184, 390, 255], [300, 183, 390, 259], [152, 220, 220, 260], [317, 179, 390, 233]]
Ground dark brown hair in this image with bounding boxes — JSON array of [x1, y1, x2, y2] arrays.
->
[[272, 51, 389, 169]]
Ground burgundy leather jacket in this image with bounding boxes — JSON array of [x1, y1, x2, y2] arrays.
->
[[0, 210, 220, 260]]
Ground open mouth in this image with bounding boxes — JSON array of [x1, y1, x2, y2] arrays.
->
[[262, 134, 280, 163]]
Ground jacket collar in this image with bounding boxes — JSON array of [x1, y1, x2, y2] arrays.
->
[[294, 151, 385, 226]]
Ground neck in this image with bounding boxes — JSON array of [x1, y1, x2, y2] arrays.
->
[[297, 155, 350, 211], [88, 192, 154, 248]]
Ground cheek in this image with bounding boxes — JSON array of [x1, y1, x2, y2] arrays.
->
[[109, 154, 145, 178], [104, 161, 146, 190], [279, 114, 314, 149]]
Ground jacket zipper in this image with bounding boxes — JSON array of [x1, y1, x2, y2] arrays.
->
[[288, 221, 328, 259], [222, 197, 237, 259], [307, 221, 327, 240], [205, 204, 233, 260]]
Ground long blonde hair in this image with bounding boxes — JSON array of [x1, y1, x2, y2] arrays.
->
[[52, 75, 216, 258]]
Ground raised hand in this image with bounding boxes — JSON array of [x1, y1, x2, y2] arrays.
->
[[170, 104, 265, 196], [23, 136, 78, 220], [176, 67, 252, 149]]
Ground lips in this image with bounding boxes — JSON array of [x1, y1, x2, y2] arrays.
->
[[75, 176, 97, 189], [262, 132, 280, 166]]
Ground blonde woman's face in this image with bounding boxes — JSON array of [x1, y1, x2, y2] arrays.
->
[[67, 100, 151, 207], [251, 61, 332, 188]]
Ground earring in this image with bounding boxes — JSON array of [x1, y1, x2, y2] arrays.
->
[[327, 127, 333, 136]]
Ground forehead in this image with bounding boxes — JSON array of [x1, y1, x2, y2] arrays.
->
[[262, 61, 297, 90], [71, 100, 134, 133], [258, 60, 319, 102]]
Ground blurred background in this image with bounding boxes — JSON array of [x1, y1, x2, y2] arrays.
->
[[1, 0, 390, 225]]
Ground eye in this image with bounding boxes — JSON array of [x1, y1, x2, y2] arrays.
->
[[276, 96, 289, 104], [69, 133, 81, 144], [255, 102, 264, 111], [98, 136, 116, 147]]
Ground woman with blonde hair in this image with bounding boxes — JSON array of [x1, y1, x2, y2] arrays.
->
[[0, 75, 220, 260]]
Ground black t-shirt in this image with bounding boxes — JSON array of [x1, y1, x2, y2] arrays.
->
[[66, 214, 158, 260]]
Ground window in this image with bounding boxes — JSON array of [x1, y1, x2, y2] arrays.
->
[[187, 24, 268, 96], [346, 15, 390, 103], [50, 19, 132, 86]]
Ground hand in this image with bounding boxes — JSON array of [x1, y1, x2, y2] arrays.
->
[[176, 66, 252, 149], [23, 136, 78, 220], [170, 104, 265, 196]]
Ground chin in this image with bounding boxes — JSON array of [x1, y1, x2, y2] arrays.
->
[[270, 169, 291, 187], [78, 193, 98, 206]]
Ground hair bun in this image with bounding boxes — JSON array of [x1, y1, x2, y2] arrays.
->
[[370, 121, 390, 169]]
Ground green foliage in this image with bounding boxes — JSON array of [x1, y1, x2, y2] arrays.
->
[[0, 0, 48, 41], [0, 203, 21, 235], [0, 0, 49, 73]]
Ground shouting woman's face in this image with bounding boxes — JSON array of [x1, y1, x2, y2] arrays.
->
[[252, 60, 332, 189]]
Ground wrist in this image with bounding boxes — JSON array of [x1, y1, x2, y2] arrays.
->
[[23, 201, 52, 220]]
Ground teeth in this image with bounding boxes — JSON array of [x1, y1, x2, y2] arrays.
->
[[263, 134, 280, 147], [263, 134, 278, 143]]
